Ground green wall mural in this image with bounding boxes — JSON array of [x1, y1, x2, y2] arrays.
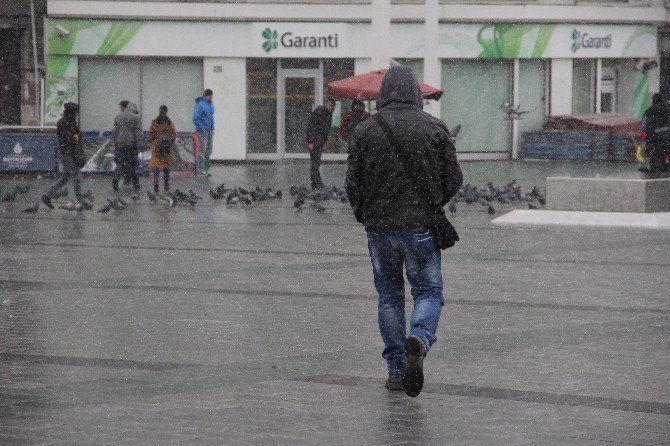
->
[[45, 19, 143, 123], [476, 24, 557, 58]]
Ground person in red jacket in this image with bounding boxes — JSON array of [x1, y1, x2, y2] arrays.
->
[[339, 100, 371, 141]]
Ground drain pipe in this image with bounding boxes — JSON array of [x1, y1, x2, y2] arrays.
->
[[30, 0, 40, 125]]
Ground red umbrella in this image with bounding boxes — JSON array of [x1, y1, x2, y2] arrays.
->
[[327, 69, 443, 101]]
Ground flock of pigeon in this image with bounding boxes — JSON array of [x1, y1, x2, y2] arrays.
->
[[448, 180, 546, 215], [2, 179, 544, 216]]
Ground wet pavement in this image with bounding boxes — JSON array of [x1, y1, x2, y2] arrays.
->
[[0, 160, 669, 445]]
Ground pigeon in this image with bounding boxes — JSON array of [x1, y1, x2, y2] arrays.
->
[[97, 203, 112, 214], [448, 202, 457, 214], [189, 189, 203, 202], [130, 192, 140, 202], [238, 187, 250, 195], [82, 190, 95, 203], [209, 188, 222, 199], [107, 198, 124, 210], [1, 192, 16, 202], [116, 197, 128, 207], [58, 202, 79, 211], [147, 190, 157, 203], [14, 184, 31, 194], [528, 203, 538, 210], [294, 197, 305, 211], [173, 189, 190, 203], [161, 193, 177, 208], [487, 205, 495, 215], [23, 204, 39, 214]]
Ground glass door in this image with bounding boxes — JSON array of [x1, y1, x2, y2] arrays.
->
[[278, 68, 322, 158]]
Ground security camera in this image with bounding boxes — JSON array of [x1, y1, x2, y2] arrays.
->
[[636, 59, 658, 73], [55, 25, 70, 38]]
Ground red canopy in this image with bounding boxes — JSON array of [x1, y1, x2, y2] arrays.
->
[[327, 69, 443, 101]]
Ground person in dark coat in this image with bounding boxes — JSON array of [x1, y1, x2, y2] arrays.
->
[[345, 66, 463, 397], [112, 101, 143, 191], [306, 98, 335, 190], [339, 99, 371, 140], [148, 105, 176, 193], [641, 93, 670, 172], [42, 102, 86, 210]]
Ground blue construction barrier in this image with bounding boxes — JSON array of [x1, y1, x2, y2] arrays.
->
[[0, 133, 59, 173], [522, 130, 633, 162]]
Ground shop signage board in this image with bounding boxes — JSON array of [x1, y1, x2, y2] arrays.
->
[[45, 19, 657, 60], [0, 135, 58, 173]]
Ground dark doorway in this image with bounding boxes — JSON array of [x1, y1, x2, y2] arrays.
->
[[0, 28, 22, 125]]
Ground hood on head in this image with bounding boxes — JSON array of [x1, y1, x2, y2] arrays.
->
[[126, 102, 139, 114], [377, 65, 423, 110]]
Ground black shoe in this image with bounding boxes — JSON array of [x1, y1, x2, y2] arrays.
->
[[402, 336, 425, 398], [153, 183, 159, 193], [385, 374, 403, 391], [41, 195, 54, 210], [112, 179, 119, 191]]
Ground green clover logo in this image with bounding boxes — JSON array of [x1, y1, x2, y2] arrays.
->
[[262, 28, 279, 53], [571, 29, 581, 53]]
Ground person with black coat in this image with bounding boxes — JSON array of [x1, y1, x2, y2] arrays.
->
[[345, 66, 462, 397], [641, 93, 670, 172], [42, 102, 86, 210], [305, 98, 335, 190]]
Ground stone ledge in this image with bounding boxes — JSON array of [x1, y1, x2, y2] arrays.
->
[[492, 210, 670, 229], [546, 176, 670, 213]]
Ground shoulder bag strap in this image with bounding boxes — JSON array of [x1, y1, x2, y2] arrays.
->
[[372, 112, 439, 213]]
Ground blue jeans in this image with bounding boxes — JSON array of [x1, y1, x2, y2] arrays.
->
[[196, 131, 213, 172], [46, 153, 83, 203], [367, 227, 444, 375]]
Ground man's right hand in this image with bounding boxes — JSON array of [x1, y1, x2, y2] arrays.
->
[[307, 143, 314, 152]]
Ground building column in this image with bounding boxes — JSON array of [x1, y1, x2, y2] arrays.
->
[[423, 0, 440, 118], [550, 59, 573, 116], [512, 59, 520, 159], [371, 0, 391, 70], [204, 57, 246, 160]]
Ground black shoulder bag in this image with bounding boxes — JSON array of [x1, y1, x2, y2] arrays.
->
[[372, 113, 459, 249]]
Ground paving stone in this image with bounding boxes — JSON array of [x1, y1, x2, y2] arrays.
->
[[0, 161, 668, 445]]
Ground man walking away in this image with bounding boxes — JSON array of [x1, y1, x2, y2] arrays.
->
[[193, 89, 215, 176], [306, 98, 335, 190], [112, 101, 143, 191], [42, 102, 86, 210], [641, 93, 670, 172], [345, 66, 463, 397]]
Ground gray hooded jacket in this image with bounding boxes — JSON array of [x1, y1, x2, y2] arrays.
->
[[113, 102, 144, 148], [345, 65, 463, 232]]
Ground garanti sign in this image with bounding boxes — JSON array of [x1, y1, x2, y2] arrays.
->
[[571, 29, 613, 53], [253, 23, 346, 57]]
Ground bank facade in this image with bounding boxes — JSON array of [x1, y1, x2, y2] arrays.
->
[[44, 1, 665, 161]]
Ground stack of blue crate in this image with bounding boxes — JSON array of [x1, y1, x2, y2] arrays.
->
[[522, 130, 611, 161]]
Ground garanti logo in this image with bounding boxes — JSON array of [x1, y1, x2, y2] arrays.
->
[[571, 29, 612, 53], [261, 26, 340, 53], [262, 28, 279, 53]]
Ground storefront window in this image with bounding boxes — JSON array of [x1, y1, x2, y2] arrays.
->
[[79, 58, 202, 133], [322, 59, 355, 154], [572, 59, 595, 115], [518, 59, 547, 138], [247, 58, 277, 154], [441, 59, 512, 153], [602, 59, 637, 116]]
